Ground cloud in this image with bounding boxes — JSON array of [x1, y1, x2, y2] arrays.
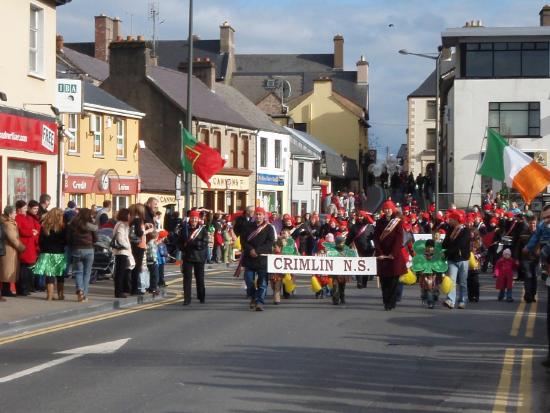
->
[[57, 0, 546, 152]]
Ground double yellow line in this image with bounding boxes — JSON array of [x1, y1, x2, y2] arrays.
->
[[492, 299, 539, 412]]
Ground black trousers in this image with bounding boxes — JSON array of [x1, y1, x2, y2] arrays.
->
[[114, 255, 131, 297], [130, 246, 145, 294], [380, 276, 399, 308], [467, 271, 480, 301], [182, 261, 205, 303], [17, 264, 34, 295], [356, 275, 368, 288]]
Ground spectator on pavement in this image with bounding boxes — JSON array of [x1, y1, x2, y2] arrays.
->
[[128, 203, 155, 295], [0, 206, 25, 300], [38, 193, 51, 220], [111, 208, 134, 298], [63, 200, 78, 224], [15, 200, 40, 296], [96, 200, 112, 227]]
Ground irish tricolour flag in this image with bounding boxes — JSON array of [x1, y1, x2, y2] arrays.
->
[[478, 128, 550, 204]]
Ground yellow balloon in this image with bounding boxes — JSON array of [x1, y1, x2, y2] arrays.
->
[[399, 269, 417, 285], [468, 252, 479, 270], [440, 275, 453, 294], [310, 276, 322, 292], [283, 273, 295, 293]]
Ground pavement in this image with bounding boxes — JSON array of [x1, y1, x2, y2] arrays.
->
[[0, 268, 547, 412]]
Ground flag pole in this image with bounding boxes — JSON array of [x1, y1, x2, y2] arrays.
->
[[184, 0, 194, 213], [467, 127, 488, 208]]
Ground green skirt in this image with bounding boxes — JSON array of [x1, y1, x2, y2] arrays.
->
[[33, 253, 67, 277]]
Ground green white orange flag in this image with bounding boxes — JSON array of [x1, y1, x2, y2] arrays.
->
[[478, 128, 550, 204], [181, 127, 226, 188]]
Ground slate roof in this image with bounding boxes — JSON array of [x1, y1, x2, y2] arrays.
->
[[236, 54, 334, 73], [83, 81, 143, 115], [146, 65, 256, 129], [213, 83, 287, 133], [231, 74, 303, 105], [408, 70, 436, 98], [59, 47, 109, 82], [139, 147, 177, 193]]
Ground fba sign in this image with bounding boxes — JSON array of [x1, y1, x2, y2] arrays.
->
[[55, 79, 82, 114]]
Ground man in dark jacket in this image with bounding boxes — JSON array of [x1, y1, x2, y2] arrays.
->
[[242, 207, 275, 311], [442, 211, 470, 309], [38, 193, 51, 220], [346, 210, 375, 288], [233, 206, 255, 239], [178, 209, 208, 305]]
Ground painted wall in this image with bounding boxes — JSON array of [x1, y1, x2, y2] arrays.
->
[[407, 96, 436, 176], [290, 158, 319, 214], [447, 78, 550, 207]]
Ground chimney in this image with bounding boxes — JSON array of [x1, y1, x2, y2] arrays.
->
[[108, 37, 152, 79], [540, 5, 550, 26], [178, 58, 216, 90], [333, 34, 344, 71], [113, 17, 122, 39], [356, 55, 368, 84], [219, 21, 235, 54], [95, 14, 116, 62], [56, 34, 64, 53]]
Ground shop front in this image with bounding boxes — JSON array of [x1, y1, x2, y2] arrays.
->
[[63, 172, 139, 212], [0, 108, 58, 208], [199, 174, 250, 214], [257, 173, 286, 214]]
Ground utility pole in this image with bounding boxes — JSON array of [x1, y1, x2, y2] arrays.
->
[[149, 2, 160, 58], [184, 0, 193, 212]]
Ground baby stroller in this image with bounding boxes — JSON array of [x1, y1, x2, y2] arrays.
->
[[91, 230, 115, 283]]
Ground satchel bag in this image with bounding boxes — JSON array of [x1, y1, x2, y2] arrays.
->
[[110, 234, 124, 250]]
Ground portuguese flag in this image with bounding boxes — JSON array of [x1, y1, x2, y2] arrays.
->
[[181, 127, 226, 188], [478, 128, 550, 204]]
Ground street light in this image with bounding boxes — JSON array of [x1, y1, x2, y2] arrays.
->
[[399, 48, 442, 212]]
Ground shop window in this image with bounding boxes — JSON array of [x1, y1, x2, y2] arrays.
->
[[69, 193, 85, 208], [260, 137, 267, 168], [297, 162, 304, 184], [67, 113, 78, 153], [274, 140, 281, 169], [203, 191, 215, 211], [236, 191, 247, 211], [113, 195, 128, 212], [217, 190, 225, 212], [29, 4, 44, 75], [7, 160, 42, 205], [91, 114, 103, 156], [291, 201, 299, 217], [300, 202, 308, 216], [116, 119, 126, 158]]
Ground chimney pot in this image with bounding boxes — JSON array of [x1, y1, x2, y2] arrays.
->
[[127, 35, 134, 41], [356, 55, 369, 85], [56, 34, 64, 53], [137, 35, 145, 41], [540, 5, 550, 26]]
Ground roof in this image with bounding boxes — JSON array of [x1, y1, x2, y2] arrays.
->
[[442, 26, 550, 47], [408, 70, 436, 98], [83, 82, 143, 116], [146, 65, 256, 129], [397, 143, 407, 159], [213, 83, 287, 133], [59, 47, 109, 82], [139, 147, 177, 193], [56, 0, 72, 5], [236, 54, 334, 73], [289, 140, 317, 158]]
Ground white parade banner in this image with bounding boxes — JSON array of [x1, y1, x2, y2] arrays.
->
[[413, 234, 432, 241], [266, 255, 377, 275]]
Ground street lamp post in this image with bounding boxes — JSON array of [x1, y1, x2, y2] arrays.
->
[[398, 48, 442, 212]]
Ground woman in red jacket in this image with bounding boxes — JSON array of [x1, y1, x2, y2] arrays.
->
[[15, 200, 41, 296], [374, 200, 407, 310]]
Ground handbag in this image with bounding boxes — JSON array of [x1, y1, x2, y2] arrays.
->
[[110, 235, 123, 250]]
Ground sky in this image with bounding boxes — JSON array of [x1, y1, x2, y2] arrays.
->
[[57, 0, 547, 154]]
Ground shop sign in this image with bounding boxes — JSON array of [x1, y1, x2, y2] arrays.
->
[[257, 173, 284, 186], [207, 175, 248, 190], [110, 177, 139, 195], [55, 79, 82, 113], [63, 175, 96, 194], [0, 111, 58, 155]]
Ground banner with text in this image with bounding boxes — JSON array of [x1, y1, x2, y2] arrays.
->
[[267, 255, 377, 275]]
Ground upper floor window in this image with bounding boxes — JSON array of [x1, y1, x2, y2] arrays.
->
[[116, 119, 126, 158], [488, 102, 540, 137], [67, 114, 78, 153], [91, 114, 103, 156], [426, 128, 436, 150], [463, 42, 549, 78], [274, 140, 281, 169], [298, 162, 304, 184], [199, 128, 210, 146], [213, 130, 221, 153], [241, 135, 249, 169], [29, 5, 44, 75], [293, 123, 308, 133], [230, 133, 238, 168], [426, 100, 436, 120], [260, 137, 267, 168]]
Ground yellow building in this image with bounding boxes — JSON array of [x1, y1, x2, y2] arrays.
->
[[60, 81, 144, 212]]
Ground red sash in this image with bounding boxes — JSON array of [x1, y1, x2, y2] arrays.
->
[[380, 218, 400, 242], [233, 223, 269, 278]]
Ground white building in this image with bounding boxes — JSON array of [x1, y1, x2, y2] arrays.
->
[[441, 9, 550, 207], [256, 130, 290, 213], [407, 71, 437, 177]]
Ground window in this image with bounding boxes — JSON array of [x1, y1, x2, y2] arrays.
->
[[113, 195, 128, 212], [426, 100, 436, 120], [7, 160, 43, 205], [293, 123, 308, 132], [274, 140, 281, 169], [200, 129, 210, 146], [291, 201, 299, 217], [29, 5, 44, 74], [116, 119, 126, 158], [67, 114, 78, 153], [230, 133, 238, 168], [241, 135, 249, 169], [426, 129, 436, 150], [298, 162, 304, 184], [213, 130, 221, 153], [463, 42, 549, 78], [488, 102, 540, 137], [69, 194, 85, 209], [91, 114, 103, 156], [260, 137, 267, 168]]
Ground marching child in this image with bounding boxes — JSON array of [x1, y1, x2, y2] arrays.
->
[[494, 248, 517, 302], [418, 240, 440, 309]]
